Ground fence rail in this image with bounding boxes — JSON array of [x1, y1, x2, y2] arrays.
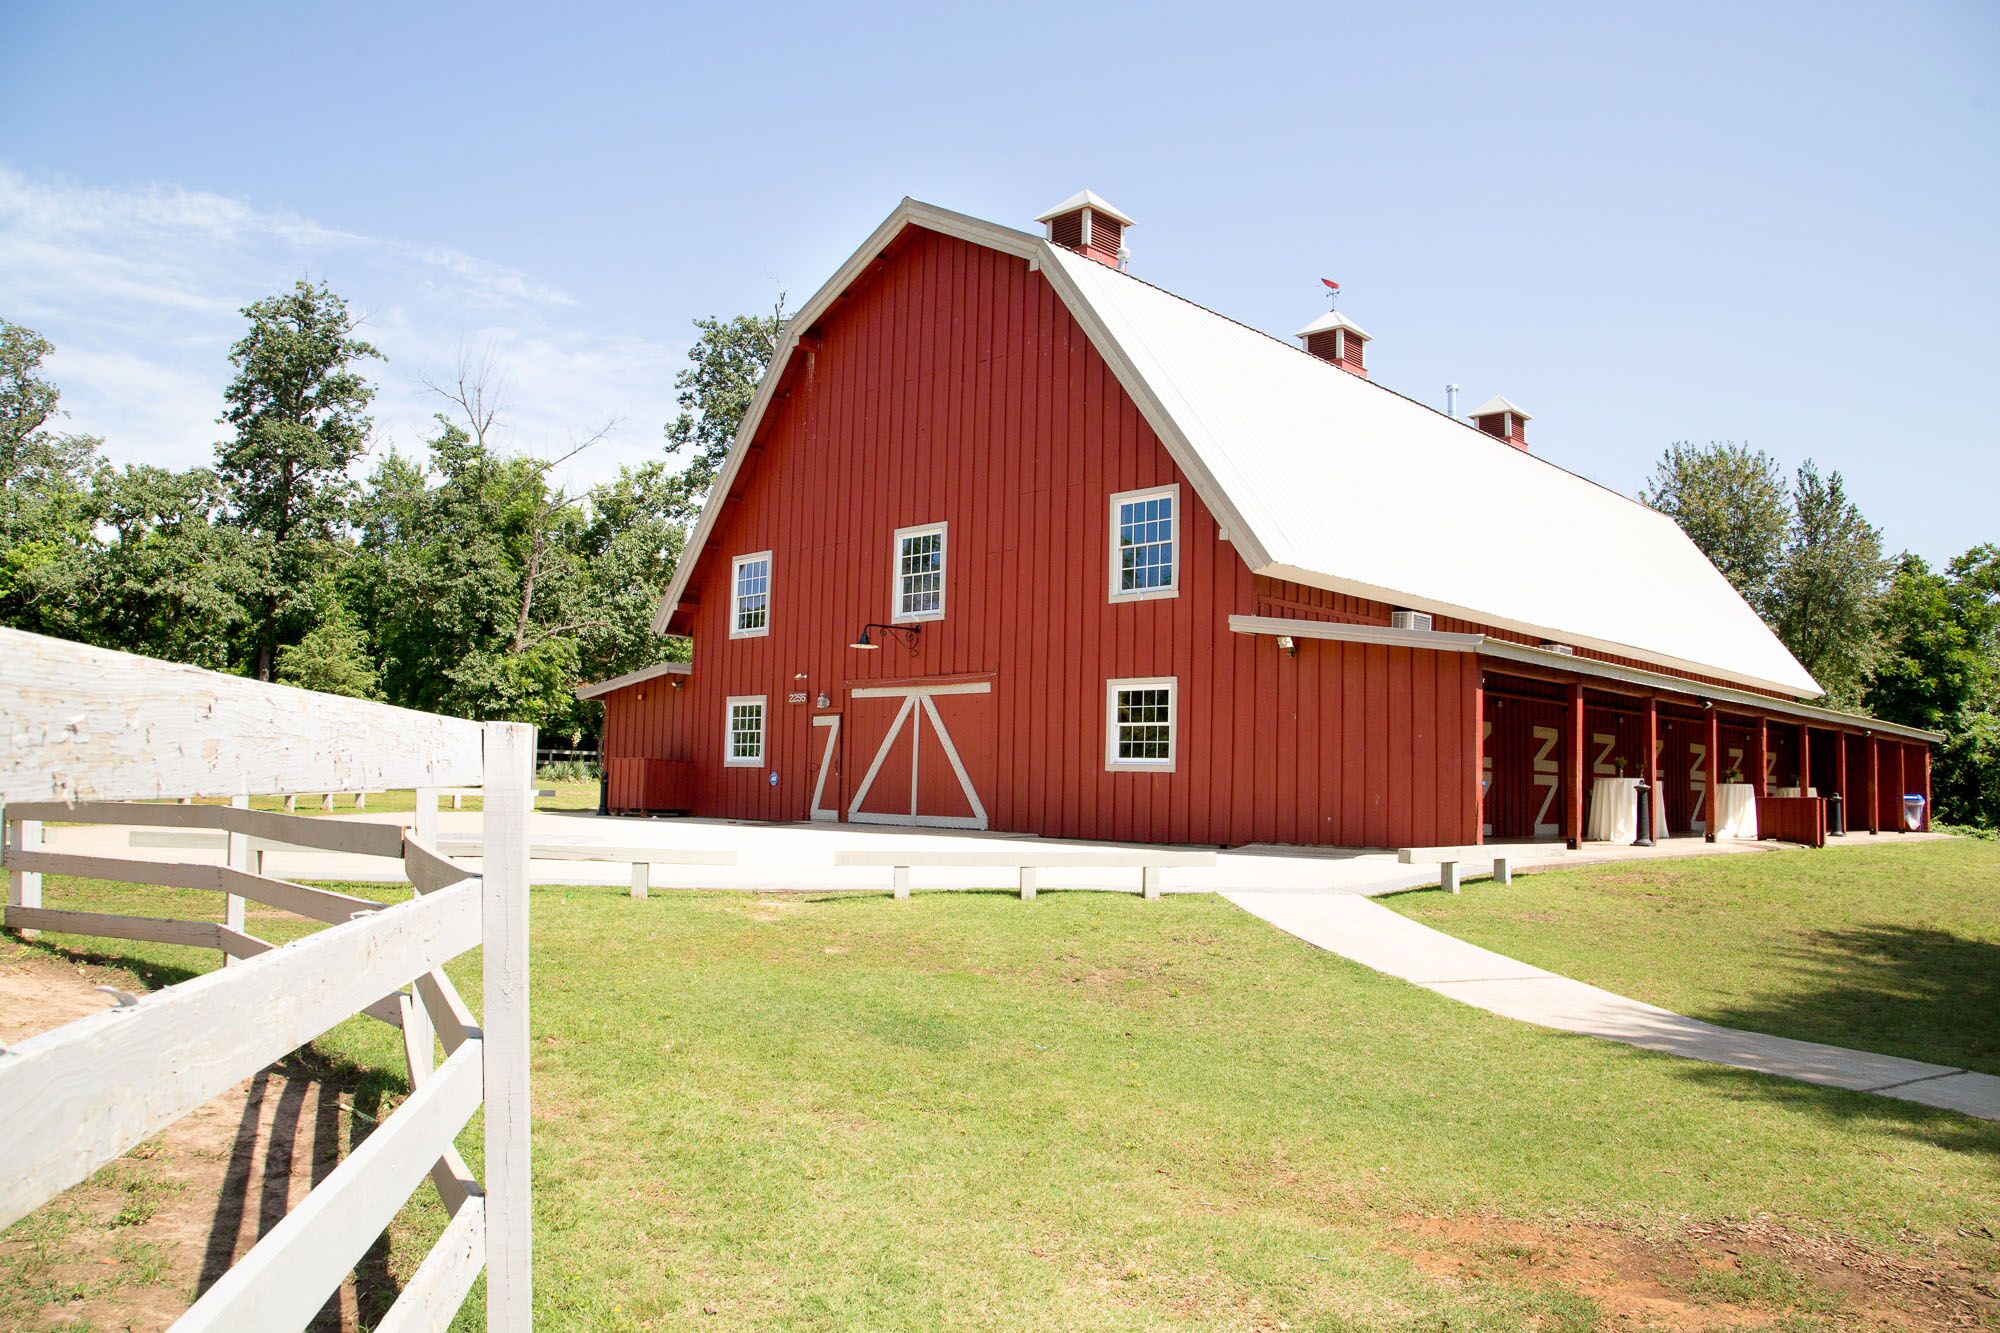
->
[[0, 626, 533, 1331]]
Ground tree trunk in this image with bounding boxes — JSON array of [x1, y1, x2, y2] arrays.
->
[[511, 529, 543, 654]]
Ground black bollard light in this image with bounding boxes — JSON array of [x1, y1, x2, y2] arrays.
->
[[1827, 791, 1845, 837], [1633, 779, 1656, 847]]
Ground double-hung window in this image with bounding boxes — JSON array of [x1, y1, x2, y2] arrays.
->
[[1109, 484, 1179, 601], [893, 522, 947, 622], [730, 551, 771, 638], [1105, 677, 1177, 771], [724, 695, 766, 767]]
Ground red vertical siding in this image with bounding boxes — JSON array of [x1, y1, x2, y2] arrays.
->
[[596, 226, 1484, 847]]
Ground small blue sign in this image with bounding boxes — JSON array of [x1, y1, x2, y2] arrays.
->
[[768, 770, 779, 787]]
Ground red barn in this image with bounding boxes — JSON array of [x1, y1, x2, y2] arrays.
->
[[580, 193, 1938, 849]]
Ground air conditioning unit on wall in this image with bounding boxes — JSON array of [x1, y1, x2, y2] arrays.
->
[[1390, 610, 1434, 633]]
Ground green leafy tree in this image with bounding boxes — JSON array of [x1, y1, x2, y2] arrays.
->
[[1772, 462, 1888, 705], [80, 464, 258, 669], [1867, 546, 2000, 827], [216, 280, 382, 679], [0, 319, 105, 636], [275, 582, 382, 699], [662, 300, 785, 508], [351, 420, 527, 717], [1641, 442, 1790, 620], [569, 460, 689, 676]]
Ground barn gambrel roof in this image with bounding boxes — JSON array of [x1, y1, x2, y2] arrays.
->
[[654, 199, 1822, 700]]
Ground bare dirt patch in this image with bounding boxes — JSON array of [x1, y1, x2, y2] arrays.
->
[[0, 948, 407, 1331], [1394, 1212, 1999, 1331]]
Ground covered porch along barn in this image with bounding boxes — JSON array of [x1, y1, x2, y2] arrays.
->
[[1456, 642, 1937, 852]]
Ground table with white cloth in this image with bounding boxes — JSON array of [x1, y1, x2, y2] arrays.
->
[[1585, 777, 1671, 843], [1714, 783, 1759, 839]]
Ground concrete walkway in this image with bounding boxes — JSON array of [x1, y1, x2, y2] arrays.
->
[[1226, 891, 2000, 1121]]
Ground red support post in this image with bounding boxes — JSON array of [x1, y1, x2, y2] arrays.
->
[[1922, 747, 1933, 830], [1642, 694, 1660, 839], [1867, 736, 1881, 834], [1835, 729, 1850, 829], [1753, 719, 1769, 797], [1799, 723, 1812, 795], [1470, 671, 1486, 846], [1895, 743, 1907, 832], [1704, 707, 1721, 842], [1566, 681, 1585, 849]]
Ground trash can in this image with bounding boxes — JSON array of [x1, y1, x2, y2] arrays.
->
[[1827, 792, 1846, 836], [1902, 793, 1926, 831]]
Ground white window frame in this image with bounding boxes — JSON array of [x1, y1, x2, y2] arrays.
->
[[729, 551, 772, 639], [724, 695, 767, 767], [1107, 484, 1180, 603], [891, 521, 948, 624], [1104, 676, 1178, 773]]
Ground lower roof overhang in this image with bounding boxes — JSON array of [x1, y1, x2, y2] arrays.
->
[[574, 659, 691, 701], [1228, 615, 1943, 745]]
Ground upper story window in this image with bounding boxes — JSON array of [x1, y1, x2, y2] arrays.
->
[[1109, 484, 1179, 602], [1105, 676, 1178, 772], [725, 695, 766, 766], [893, 522, 947, 623], [731, 551, 771, 638]]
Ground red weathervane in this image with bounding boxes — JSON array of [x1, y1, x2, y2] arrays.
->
[[1322, 278, 1341, 309]]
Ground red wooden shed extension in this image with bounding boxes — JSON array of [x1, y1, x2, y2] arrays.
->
[[581, 195, 1940, 849]]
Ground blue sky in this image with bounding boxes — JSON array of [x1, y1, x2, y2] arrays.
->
[[3, 1, 1995, 562]]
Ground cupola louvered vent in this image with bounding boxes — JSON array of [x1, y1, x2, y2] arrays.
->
[[1035, 190, 1134, 270]]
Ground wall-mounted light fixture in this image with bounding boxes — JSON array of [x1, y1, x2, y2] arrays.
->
[[1275, 634, 1298, 657], [850, 622, 922, 655]]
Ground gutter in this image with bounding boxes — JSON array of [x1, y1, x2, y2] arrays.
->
[[1228, 615, 1943, 744]]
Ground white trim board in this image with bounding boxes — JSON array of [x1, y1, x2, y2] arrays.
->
[[809, 714, 841, 821], [891, 521, 948, 624], [723, 695, 767, 767], [843, 683, 990, 829], [729, 550, 773, 639], [850, 680, 992, 698], [1105, 676, 1179, 773], [1229, 614, 1941, 743], [1107, 483, 1181, 603]]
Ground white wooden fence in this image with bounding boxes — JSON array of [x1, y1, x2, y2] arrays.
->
[[0, 626, 534, 1331]]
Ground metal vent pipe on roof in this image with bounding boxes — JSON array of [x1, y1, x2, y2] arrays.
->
[[1446, 384, 1459, 419]]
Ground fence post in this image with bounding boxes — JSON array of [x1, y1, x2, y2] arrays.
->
[[482, 721, 535, 1332], [223, 791, 249, 963], [5, 811, 43, 939]]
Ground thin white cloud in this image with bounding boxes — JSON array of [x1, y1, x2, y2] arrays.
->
[[0, 163, 681, 487]]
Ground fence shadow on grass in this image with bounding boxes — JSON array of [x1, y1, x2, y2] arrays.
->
[[21, 934, 413, 1327]]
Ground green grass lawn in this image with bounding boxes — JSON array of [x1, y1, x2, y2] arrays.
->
[[6, 873, 1999, 1331], [1386, 839, 2000, 1077]]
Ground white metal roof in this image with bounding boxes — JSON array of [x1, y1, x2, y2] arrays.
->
[[653, 198, 1820, 700], [1295, 310, 1372, 341], [1034, 189, 1135, 226], [1044, 246, 1822, 697], [1468, 394, 1531, 421]]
